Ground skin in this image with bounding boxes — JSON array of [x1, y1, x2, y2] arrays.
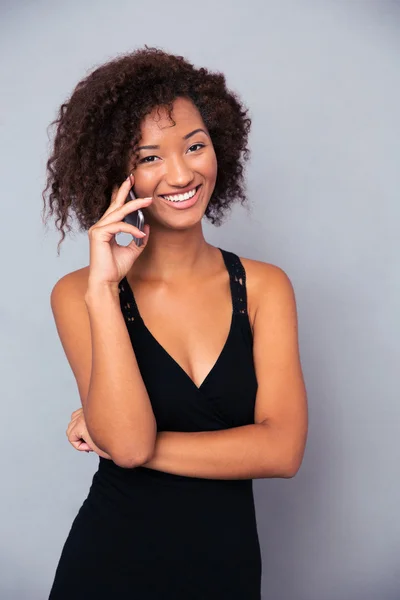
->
[[129, 97, 218, 247], [119, 97, 235, 389], [63, 96, 308, 478]]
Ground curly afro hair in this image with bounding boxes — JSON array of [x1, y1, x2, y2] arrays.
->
[[42, 46, 252, 254]]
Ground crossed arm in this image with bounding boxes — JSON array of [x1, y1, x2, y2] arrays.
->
[[66, 264, 308, 480]]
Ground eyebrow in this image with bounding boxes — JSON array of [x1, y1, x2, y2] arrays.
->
[[137, 128, 209, 151]]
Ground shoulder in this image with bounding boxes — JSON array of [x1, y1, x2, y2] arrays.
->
[[49, 266, 93, 405], [239, 255, 292, 287], [50, 266, 92, 334], [238, 255, 296, 327], [50, 266, 90, 305]]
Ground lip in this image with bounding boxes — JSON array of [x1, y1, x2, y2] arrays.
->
[[159, 184, 202, 210], [160, 184, 199, 197]]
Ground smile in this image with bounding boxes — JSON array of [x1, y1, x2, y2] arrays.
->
[[160, 185, 202, 210], [161, 185, 200, 203]]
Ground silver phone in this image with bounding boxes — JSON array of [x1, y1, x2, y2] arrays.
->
[[122, 189, 145, 247]]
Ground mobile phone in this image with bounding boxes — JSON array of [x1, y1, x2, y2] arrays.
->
[[122, 189, 145, 247]]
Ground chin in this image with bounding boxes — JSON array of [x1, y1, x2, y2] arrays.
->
[[164, 216, 204, 231], [148, 197, 209, 230]]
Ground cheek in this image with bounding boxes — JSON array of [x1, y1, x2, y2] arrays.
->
[[205, 153, 218, 184], [132, 169, 158, 197], [196, 148, 217, 178]]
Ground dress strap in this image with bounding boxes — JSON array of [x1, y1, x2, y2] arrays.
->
[[118, 248, 249, 323], [118, 278, 140, 323], [218, 248, 248, 316]]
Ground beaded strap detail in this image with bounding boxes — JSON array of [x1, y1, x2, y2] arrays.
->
[[118, 280, 139, 323], [118, 247, 248, 325], [219, 248, 248, 315]]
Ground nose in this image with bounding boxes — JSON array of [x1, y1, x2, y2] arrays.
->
[[165, 154, 194, 189]]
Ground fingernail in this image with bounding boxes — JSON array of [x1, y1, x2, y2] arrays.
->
[[143, 197, 152, 200]]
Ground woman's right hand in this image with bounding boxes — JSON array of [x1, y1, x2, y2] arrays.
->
[[87, 174, 152, 289], [66, 407, 112, 459]]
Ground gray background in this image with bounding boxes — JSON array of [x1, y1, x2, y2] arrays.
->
[[1, 0, 399, 598]]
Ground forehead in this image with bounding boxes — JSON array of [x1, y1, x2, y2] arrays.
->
[[139, 97, 206, 142]]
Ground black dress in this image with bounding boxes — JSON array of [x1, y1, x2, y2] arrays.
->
[[48, 248, 261, 599]]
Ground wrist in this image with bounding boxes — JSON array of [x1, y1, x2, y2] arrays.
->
[[85, 281, 120, 305]]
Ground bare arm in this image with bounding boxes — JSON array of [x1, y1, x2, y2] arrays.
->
[[51, 272, 157, 468], [142, 424, 293, 479], [65, 262, 307, 479], [141, 264, 308, 479]]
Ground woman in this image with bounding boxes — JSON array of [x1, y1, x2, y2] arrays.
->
[[44, 46, 308, 599]]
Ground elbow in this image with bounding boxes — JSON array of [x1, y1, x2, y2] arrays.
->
[[282, 464, 299, 479], [282, 453, 304, 479], [111, 444, 155, 469], [87, 421, 156, 469]]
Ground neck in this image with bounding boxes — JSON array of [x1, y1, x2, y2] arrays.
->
[[129, 222, 215, 283]]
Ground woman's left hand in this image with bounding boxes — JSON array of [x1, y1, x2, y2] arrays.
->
[[66, 408, 111, 459]]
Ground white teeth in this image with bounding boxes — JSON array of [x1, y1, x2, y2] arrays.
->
[[163, 187, 197, 202]]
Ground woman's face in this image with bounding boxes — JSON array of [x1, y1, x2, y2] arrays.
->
[[129, 97, 218, 230]]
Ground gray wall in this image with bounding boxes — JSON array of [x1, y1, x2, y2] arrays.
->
[[1, 1, 399, 598]]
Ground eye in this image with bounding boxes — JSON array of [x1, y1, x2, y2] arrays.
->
[[188, 143, 205, 153], [139, 155, 159, 164], [138, 143, 205, 164]]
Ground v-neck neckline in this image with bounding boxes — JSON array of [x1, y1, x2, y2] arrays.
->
[[141, 313, 235, 392], [120, 248, 235, 392]]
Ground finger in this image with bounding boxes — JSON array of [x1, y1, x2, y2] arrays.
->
[[70, 440, 91, 452], [67, 420, 95, 446], [113, 174, 133, 206], [128, 223, 150, 251], [113, 194, 153, 221], [71, 408, 83, 420], [67, 427, 83, 441], [68, 430, 92, 451], [91, 220, 148, 241], [110, 173, 136, 208], [66, 415, 81, 435], [103, 176, 134, 222], [76, 440, 92, 451], [95, 195, 152, 230], [66, 421, 88, 442]]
